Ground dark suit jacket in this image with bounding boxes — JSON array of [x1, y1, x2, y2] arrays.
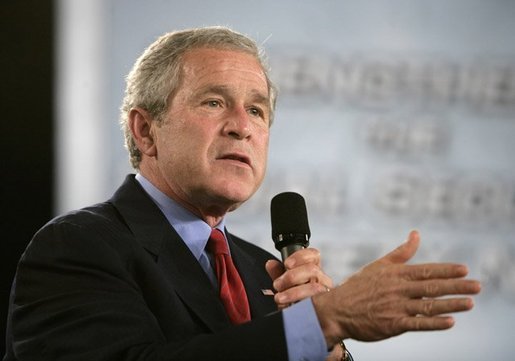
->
[[4, 175, 288, 361]]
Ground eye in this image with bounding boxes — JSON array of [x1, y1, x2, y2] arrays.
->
[[247, 107, 263, 118], [206, 100, 221, 108]]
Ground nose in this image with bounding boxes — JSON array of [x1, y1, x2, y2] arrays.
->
[[222, 107, 251, 140]]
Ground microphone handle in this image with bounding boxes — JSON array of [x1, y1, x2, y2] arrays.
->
[[280, 244, 306, 261]]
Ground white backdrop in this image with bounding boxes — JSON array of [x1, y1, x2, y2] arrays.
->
[[56, 1, 515, 360]]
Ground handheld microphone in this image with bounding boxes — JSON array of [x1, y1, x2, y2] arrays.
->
[[270, 192, 311, 261]]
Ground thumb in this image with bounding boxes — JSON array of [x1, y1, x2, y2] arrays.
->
[[380, 230, 420, 265], [265, 259, 285, 281]]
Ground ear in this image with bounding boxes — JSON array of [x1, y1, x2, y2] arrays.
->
[[128, 107, 157, 157]]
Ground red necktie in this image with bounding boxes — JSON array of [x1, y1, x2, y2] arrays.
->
[[207, 228, 251, 324]]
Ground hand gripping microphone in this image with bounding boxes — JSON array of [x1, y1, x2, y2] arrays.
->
[[270, 192, 311, 261]]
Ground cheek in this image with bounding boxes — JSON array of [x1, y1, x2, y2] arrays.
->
[[166, 122, 206, 157], [254, 134, 270, 176], [257, 130, 270, 159], [156, 127, 196, 171]]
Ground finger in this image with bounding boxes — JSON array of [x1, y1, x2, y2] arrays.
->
[[402, 263, 470, 281], [274, 268, 332, 292], [283, 248, 321, 269], [265, 259, 285, 282], [275, 281, 330, 305], [404, 297, 475, 317], [273, 263, 333, 292], [397, 315, 456, 332], [405, 279, 481, 298], [378, 230, 420, 265]]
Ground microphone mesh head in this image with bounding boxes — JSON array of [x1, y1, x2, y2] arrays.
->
[[270, 192, 311, 241]]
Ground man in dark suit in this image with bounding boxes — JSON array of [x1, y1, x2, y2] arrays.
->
[[4, 27, 480, 361]]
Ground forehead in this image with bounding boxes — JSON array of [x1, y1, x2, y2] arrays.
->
[[179, 48, 269, 92]]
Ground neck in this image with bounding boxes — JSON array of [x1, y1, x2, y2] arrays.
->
[[137, 168, 231, 228]]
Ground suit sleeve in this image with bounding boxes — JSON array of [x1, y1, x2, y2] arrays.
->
[[8, 219, 288, 361]]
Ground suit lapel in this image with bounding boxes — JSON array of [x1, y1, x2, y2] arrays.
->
[[156, 227, 230, 330], [110, 175, 230, 331]]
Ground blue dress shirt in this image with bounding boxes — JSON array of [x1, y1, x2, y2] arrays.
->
[[135, 173, 328, 361]]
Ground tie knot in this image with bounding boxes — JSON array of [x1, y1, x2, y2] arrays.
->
[[207, 228, 229, 255]]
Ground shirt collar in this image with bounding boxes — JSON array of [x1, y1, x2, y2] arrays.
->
[[135, 173, 226, 261]]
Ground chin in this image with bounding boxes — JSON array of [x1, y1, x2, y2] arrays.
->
[[215, 185, 256, 209]]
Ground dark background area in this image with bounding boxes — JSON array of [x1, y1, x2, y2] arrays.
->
[[1, 0, 54, 355]]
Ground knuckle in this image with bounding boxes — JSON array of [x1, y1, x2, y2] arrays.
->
[[391, 317, 410, 336], [313, 282, 327, 294], [411, 265, 431, 280], [413, 317, 424, 331], [421, 266, 432, 280], [308, 263, 319, 274], [424, 282, 439, 297], [421, 299, 435, 316], [273, 274, 289, 291], [311, 248, 321, 258], [280, 272, 294, 286], [303, 248, 320, 264], [272, 279, 281, 291], [283, 256, 297, 269]]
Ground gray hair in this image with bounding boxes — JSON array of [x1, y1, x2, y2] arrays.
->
[[120, 26, 277, 169]]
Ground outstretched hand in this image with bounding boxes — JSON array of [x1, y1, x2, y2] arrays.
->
[[313, 230, 481, 347]]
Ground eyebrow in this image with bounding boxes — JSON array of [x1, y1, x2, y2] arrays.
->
[[195, 85, 271, 109]]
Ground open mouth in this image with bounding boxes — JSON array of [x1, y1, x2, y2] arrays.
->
[[218, 153, 251, 167]]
